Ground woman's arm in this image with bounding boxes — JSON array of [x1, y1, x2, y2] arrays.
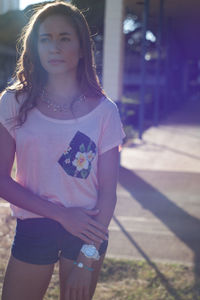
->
[[64, 146, 119, 298], [75, 146, 119, 266], [95, 145, 119, 227], [0, 124, 107, 244]]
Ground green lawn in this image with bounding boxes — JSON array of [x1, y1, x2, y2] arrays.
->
[[40, 258, 200, 299], [1, 257, 199, 300]]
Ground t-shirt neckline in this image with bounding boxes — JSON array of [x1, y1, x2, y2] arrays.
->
[[33, 96, 106, 124]]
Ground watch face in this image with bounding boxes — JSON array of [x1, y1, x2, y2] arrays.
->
[[85, 246, 96, 256]]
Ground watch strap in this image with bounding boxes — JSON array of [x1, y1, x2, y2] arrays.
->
[[73, 261, 94, 272]]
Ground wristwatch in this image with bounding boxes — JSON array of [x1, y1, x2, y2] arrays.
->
[[81, 244, 100, 260]]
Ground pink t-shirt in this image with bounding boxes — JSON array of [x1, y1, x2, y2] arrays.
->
[[0, 91, 126, 219]]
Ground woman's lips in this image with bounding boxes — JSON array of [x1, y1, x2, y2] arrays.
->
[[48, 59, 65, 65]]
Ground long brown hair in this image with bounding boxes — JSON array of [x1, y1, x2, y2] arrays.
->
[[8, 1, 105, 127]]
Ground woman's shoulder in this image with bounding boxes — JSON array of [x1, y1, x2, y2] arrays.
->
[[86, 94, 119, 119], [100, 96, 120, 114], [0, 89, 27, 119], [0, 90, 16, 111], [0, 89, 26, 106], [0, 89, 15, 101]]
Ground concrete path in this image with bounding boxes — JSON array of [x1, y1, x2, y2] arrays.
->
[[107, 98, 200, 269]]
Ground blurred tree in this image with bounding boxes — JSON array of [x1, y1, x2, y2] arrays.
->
[[72, 0, 105, 35], [0, 10, 26, 48], [0, 0, 105, 49]]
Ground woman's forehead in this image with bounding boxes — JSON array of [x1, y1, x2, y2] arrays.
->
[[38, 14, 76, 35]]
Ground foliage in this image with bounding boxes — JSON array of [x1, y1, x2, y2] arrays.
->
[[0, 10, 26, 48], [0, 0, 105, 49], [72, 0, 105, 35]]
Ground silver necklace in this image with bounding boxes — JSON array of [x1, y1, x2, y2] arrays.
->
[[41, 89, 86, 113]]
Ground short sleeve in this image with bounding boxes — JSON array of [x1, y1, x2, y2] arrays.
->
[[98, 99, 126, 155], [0, 91, 18, 139]]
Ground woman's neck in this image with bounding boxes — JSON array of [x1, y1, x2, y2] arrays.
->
[[46, 72, 80, 101]]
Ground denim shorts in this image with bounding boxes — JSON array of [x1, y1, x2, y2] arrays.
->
[[11, 218, 108, 265]]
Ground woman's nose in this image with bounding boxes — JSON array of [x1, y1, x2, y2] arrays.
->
[[49, 40, 61, 52]]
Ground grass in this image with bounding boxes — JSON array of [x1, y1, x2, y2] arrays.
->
[[0, 203, 200, 300], [95, 259, 200, 300]]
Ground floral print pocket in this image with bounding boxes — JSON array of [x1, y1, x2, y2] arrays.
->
[[58, 131, 97, 179]]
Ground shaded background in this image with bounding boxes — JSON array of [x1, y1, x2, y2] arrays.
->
[[1, 0, 200, 139]]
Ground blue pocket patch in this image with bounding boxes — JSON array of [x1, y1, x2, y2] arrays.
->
[[58, 131, 97, 179]]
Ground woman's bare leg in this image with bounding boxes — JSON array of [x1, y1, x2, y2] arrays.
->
[[2, 255, 55, 300], [59, 257, 74, 300]]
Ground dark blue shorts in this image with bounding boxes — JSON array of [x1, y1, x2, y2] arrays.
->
[[11, 218, 108, 265]]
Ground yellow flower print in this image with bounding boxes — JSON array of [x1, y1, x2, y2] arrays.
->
[[87, 150, 95, 162], [72, 152, 89, 171]]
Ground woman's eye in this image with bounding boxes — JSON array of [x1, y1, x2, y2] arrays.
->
[[40, 38, 49, 43], [61, 37, 70, 42]]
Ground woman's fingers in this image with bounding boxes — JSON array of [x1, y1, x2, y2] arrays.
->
[[88, 218, 108, 235], [79, 233, 93, 244], [86, 225, 107, 241], [62, 207, 108, 244], [82, 230, 103, 244], [84, 208, 99, 216], [88, 218, 108, 233], [84, 209, 108, 234], [81, 215, 108, 242], [65, 284, 89, 300], [65, 287, 89, 300], [79, 226, 108, 244]]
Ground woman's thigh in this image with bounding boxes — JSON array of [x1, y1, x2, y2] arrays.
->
[[59, 254, 105, 300], [2, 255, 54, 300]]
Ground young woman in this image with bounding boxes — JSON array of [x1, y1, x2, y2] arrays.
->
[[0, 2, 126, 300]]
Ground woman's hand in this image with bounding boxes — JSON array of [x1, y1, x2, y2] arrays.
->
[[65, 267, 92, 300], [60, 207, 108, 244]]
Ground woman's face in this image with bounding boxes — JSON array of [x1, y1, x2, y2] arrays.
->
[[37, 14, 82, 77]]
